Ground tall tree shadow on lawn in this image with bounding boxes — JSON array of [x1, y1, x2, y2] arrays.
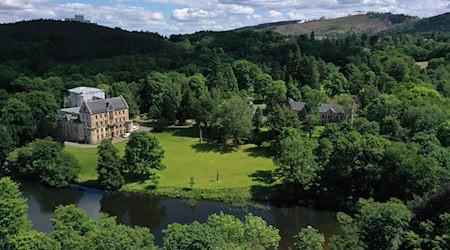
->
[[249, 170, 276, 185], [161, 127, 199, 138], [243, 147, 272, 159], [191, 142, 236, 154]]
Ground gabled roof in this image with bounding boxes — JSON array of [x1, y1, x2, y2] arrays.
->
[[288, 98, 306, 112], [69, 87, 105, 94], [81, 96, 129, 115], [319, 103, 344, 114], [59, 107, 81, 122]]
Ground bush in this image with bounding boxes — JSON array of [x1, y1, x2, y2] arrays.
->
[[154, 117, 170, 132]]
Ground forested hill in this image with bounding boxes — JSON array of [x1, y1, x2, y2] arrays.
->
[[394, 12, 450, 35], [236, 13, 418, 36], [0, 19, 172, 63]]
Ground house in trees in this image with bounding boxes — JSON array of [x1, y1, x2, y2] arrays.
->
[[319, 103, 345, 125], [59, 87, 132, 144], [288, 98, 307, 120]]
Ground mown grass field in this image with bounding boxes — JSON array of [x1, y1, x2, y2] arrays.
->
[[65, 128, 276, 190]]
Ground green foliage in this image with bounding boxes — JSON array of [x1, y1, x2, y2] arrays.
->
[[212, 95, 253, 145], [97, 139, 124, 190], [124, 132, 165, 177], [142, 72, 181, 122], [14, 138, 80, 187], [15, 90, 59, 138], [331, 199, 412, 250], [109, 82, 140, 117], [0, 125, 14, 166], [232, 60, 263, 90], [0, 177, 31, 248], [207, 58, 238, 94], [254, 73, 273, 100], [437, 120, 450, 147], [294, 226, 325, 250], [1, 98, 37, 145], [274, 128, 320, 189], [356, 199, 412, 249], [162, 212, 280, 249], [329, 213, 364, 250], [253, 107, 264, 131], [6, 231, 61, 250], [266, 104, 302, 134], [265, 80, 287, 104], [51, 205, 156, 250], [154, 117, 170, 133]]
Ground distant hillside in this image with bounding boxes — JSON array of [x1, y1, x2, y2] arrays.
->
[[394, 12, 450, 35], [237, 13, 418, 37], [0, 19, 172, 63]]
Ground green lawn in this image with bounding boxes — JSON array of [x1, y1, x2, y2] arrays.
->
[[65, 128, 276, 190]]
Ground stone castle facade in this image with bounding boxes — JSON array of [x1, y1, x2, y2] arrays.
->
[[59, 87, 132, 144]]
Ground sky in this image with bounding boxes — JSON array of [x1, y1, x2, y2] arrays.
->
[[1, 0, 449, 35]]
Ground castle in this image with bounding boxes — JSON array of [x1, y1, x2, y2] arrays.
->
[[59, 87, 132, 144]]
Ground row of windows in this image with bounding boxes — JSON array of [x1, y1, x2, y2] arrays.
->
[[94, 110, 126, 120], [96, 129, 126, 141]]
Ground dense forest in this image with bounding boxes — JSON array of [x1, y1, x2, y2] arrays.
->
[[1, 15, 450, 249]]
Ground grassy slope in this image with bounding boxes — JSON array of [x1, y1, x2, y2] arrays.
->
[[238, 13, 417, 37], [65, 128, 275, 190]]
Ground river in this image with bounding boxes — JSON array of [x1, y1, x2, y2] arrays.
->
[[19, 181, 339, 249]]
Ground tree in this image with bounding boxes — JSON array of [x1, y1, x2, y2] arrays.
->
[[253, 107, 264, 132], [437, 121, 450, 147], [297, 56, 320, 88], [109, 82, 140, 117], [212, 96, 253, 146], [193, 94, 215, 142], [266, 104, 302, 134], [207, 59, 238, 94], [51, 205, 157, 250], [123, 132, 165, 178], [6, 231, 61, 250], [50, 204, 94, 250], [301, 85, 329, 113], [1, 98, 37, 145], [82, 216, 156, 250], [14, 138, 80, 187], [286, 76, 302, 101], [177, 73, 208, 122], [329, 213, 364, 250], [356, 199, 412, 249], [41, 152, 81, 188], [294, 226, 325, 250], [265, 80, 287, 105], [0, 177, 31, 248], [274, 129, 320, 190], [0, 125, 14, 167], [97, 139, 124, 190], [162, 212, 280, 249], [142, 72, 181, 122], [254, 73, 273, 100], [232, 60, 262, 90], [330, 199, 412, 250]]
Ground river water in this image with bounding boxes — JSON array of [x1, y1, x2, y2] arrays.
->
[[19, 181, 339, 249]]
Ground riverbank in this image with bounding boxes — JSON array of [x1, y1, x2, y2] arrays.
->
[[66, 127, 277, 206]]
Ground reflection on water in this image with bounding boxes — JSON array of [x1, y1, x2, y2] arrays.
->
[[19, 181, 338, 248]]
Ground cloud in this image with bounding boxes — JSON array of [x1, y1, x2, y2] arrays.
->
[[268, 10, 283, 18], [172, 8, 219, 22], [218, 4, 254, 15], [1, 0, 450, 35], [286, 11, 306, 20], [0, 2, 167, 32]]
